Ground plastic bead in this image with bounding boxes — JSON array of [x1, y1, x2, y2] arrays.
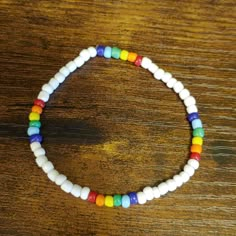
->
[[38, 91, 50, 102], [173, 175, 184, 187], [190, 152, 201, 161], [104, 46, 112, 58], [193, 127, 205, 138], [61, 180, 73, 193], [188, 159, 200, 170], [96, 194, 105, 207], [152, 187, 161, 198], [179, 171, 190, 183], [128, 192, 138, 204], [187, 112, 199, 122], [120, 50, 129, 60], [127, 52, 137, 62], [113, 194, 122, 207], [80, 187, 90, 200], [137, 192, 147, 205], [141, 57, 152, 69], [187, 105, 198, 114], [154, 68, 165, 80], [161, 72, 172, 83], [166, 179, 177, 192], [143, 186, 154, 201], [96, 45, 105, 57], [88, 191, 98, 203], [157, 182, 169, 195], [80, 49, 90, 61], [105, 195, 114, 207], [191, 144, 202, 154], [148, 62, 158, 74], [47, 169, 59, 182], [42, 83, 54, 94], [173, 81, 184, 93], [42, 161, 54, 174], [55, 174, 67, 186], [71, 184, 82, 198], [29, 112, 40, 121], [34, 147, 46, 157], [192, 137, 203, 145], [29, 134, 43, 143], [183, 164, 195, 177], [29, 120, 41, 128], [30, 142, 41, 152], [35, 155, 48, 167], [134, 55, 143, 66], [66, 61, 77, 73], [87, 46, 97, 58], [179, 89, 190, 100], [27, 127, 40, 136], [111, 47, 121, 59], [184, 96, 196, 107], [192, 119, 203, 129], [74, 55, 85, 68], [54, 72, 66, 83], [122, 195, 130, 208], [32, 105, 43, 114], [167, 78, 177, 88], [34, 99, 45, 108], [59, 66, 70, 77], [49, 78, 60, 90]]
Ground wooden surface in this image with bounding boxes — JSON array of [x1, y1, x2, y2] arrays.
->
[[0, 0, 235, 235]]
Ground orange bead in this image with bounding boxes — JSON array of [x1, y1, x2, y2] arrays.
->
[[32, 105, 43, 114], [127, 52, 138, 62], [96, 194, 105, 207], [191, 144, 202, 154]]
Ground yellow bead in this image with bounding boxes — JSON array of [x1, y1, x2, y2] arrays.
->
[[105, 195, 114, 207], [120, 50, 129, 61], [29, 112, 40, 121], [192, 137, 203, 145]]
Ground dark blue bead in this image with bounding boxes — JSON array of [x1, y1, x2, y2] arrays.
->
[[128, 192, 138, 204], [29, 134, 43, 143], [96, 45, 105, 57], [187, 112, 199, 122]]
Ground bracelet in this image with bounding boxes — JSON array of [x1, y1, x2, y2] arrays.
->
[[28, 45, 204, 208]]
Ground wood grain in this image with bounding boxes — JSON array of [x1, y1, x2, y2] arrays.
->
[[0, 0, 235, 235]]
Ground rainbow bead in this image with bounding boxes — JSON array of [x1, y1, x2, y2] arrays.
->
[[122, 195, 130, 208], [105, 195, 114, 207], [29, 120, 41, 128], [120, 50, 129, 60], [96, 194, 105, 207], [29, 112, 40, 121], [111, 47, 121, 59], [113, 194, 122, 207], [128, 192, 138, 204]]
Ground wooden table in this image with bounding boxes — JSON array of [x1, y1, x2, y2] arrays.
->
[[0, 0, 235, 235]]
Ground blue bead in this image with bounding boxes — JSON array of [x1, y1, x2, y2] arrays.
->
[[29, 134, 43, 143], [128, 192, 138, 204], [27, 127, 40, 136], [187, 112, 199, 122], [122, 195, 130, 208], [192, 119, 203, 129], [96, 45, 105, 57], [104, 46, 112, 58]]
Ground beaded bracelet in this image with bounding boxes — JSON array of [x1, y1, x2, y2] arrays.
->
[[28, 45, 204, 208]]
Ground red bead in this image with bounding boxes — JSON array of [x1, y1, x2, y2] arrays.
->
[[134, 55, 143, 66], [34, 99, 45, 108], [190, 152, 201, 161], [88, 191, 98, 203]]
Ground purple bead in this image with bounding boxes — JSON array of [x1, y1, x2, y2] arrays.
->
[[128, 192, 138, 204], [29, 134, 43, 143], [187, 112, 199, 122], [96, 45, 105, 57]]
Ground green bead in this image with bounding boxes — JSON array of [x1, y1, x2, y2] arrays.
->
[[29, 120, 41, 128], [111, 47, 121, 59], [193, 127, 204, 138], [113, 194, 122, 207]]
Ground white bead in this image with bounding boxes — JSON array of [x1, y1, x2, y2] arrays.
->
[[157, 182, 169, 195], [184, 96, 196, 107], [179, 88, 190, 100], [166, 78, 177, 88], [49, 78, 60, 90], [187, 105, 198, 114], [42, 83, 54, 94], [188, 159, 200, 170], [55, 174, 67, 186], [35, 155, 48, 167], [161, 72, 172, 83], [87, 46, 97, 58], [30, 142, 41, 152], [141, 57, 152, 69], [34, 147, 46, 158], [166, 179, 177, 192], [80, 187, 90, 200], [59, 66, 70, 77], [80, 49, 90, 62], [66, 61, 77, 72], [71, 184, 82, 197], [54, 72, 66, 83], [47, 169, 59, 182], [152, 187, 161, 198], [173, 175, 184, 187], [179, 171, 190, 183], [154, 68, 165, 80], [143, 186, 154, 201], [61, 180, 73, 193], [173, 81, 184, 93], [37, 91, 49, 102], [137, 192, 147, 204], [42, 161, 54, 174], [74, 55, 85, 68], [148, 62, 158, 74], [184, 164, 195, 177]]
